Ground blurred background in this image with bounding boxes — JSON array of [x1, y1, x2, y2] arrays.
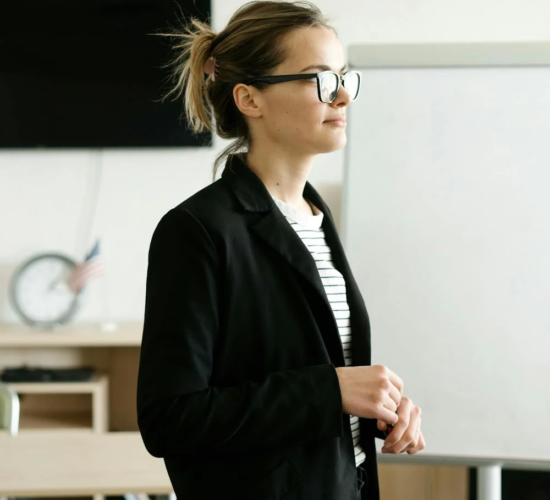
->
[[1, 1, 550, 499]]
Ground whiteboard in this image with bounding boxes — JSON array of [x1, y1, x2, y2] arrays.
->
[[342, 43, 550, 462]]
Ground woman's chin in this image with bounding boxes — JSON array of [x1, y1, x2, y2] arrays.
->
[[320, 132, 347, 152]]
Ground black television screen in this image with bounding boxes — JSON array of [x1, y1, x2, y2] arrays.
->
[[0, 0, 212, 148]]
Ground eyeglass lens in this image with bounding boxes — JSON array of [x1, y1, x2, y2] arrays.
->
[[319, 72, 360, 103]]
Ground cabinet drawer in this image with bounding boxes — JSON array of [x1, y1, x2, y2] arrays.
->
[[0, 431, 173, 497]]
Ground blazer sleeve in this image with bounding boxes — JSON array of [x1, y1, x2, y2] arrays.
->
[[137, 207, 344, 458]]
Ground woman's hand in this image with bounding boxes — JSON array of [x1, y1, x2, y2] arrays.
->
[[335, 365, 403, 425], [377, 397, 426, 455]]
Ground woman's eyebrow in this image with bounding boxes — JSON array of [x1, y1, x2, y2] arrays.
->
[[300, 64, 347, 73]]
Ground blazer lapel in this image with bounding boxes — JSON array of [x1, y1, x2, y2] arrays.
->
[[221, 153, 370, 367]]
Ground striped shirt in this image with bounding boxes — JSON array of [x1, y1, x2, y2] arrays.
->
[[270, 194, 366, 468]]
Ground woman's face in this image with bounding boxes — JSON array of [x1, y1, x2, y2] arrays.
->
[[234, 26, 352, 155]]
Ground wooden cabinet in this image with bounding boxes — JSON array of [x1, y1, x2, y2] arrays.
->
[[0, 432, 173, 497], [0, 321, 173, 499], [378, 463, 469, 500]]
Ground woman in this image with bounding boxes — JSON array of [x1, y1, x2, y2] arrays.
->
[[136, 2, 425, 499]]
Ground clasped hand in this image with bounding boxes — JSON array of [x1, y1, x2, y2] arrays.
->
[[378, 396, 425, 455]]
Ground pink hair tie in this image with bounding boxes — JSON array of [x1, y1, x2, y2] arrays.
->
[[203, 56, 217, 81]]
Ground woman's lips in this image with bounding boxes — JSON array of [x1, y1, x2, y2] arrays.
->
[[324, 119, 346, 126]]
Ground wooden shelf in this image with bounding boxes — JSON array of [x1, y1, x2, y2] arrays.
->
[[0, 321, 143, 347], [0, 427, 94, 437], [0, 409, 96, 437], [19, 410, 93, 431], [5, 373, 108, 393], [3, 372, 109, 433]]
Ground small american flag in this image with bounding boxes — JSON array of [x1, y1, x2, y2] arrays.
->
[[66, 239, 105, 295]]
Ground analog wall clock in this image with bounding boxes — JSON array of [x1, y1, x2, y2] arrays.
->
[[9, 252, 87, 329]]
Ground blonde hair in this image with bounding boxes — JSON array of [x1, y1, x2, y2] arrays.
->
[[155, 1, 336, 182]]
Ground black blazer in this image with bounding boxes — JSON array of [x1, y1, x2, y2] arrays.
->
[[137, 152, 387, 500]]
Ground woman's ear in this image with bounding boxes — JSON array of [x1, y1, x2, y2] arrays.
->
[[233, 83, 263, 119]]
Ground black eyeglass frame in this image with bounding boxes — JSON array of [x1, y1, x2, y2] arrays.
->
[[243, 70, 362, 103]]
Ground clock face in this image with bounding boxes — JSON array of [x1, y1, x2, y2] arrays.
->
[[9, 253, 85, 329]]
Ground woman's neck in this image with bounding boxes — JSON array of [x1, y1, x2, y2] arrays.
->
[[245, 148, 315, 208]]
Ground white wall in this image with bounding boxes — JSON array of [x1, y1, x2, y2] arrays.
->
[[1, 0, 549, 323]]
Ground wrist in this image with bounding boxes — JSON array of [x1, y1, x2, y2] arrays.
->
[[335, 366, 345, 387]]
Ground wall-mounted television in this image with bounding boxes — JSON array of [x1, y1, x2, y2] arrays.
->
[[0, 0, 212, 149]]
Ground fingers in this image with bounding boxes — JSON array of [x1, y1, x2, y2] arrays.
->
[[389, 383, 402, 408], [386, 368, 404, 397], [383, 393, 399, 413], [405, 426, 421, 453], [407, 430, 426, 455], [381, 399, 421, 454], [379, 365, 403, 409], [377, 365, 402, 410], [379, 407, 399, 426], [373, 365, 405, 428]]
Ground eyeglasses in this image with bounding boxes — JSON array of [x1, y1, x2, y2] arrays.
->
[[243, 70, 361, 104]]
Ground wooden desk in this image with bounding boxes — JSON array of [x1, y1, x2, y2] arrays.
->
[[0, 431, 173, 497]]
